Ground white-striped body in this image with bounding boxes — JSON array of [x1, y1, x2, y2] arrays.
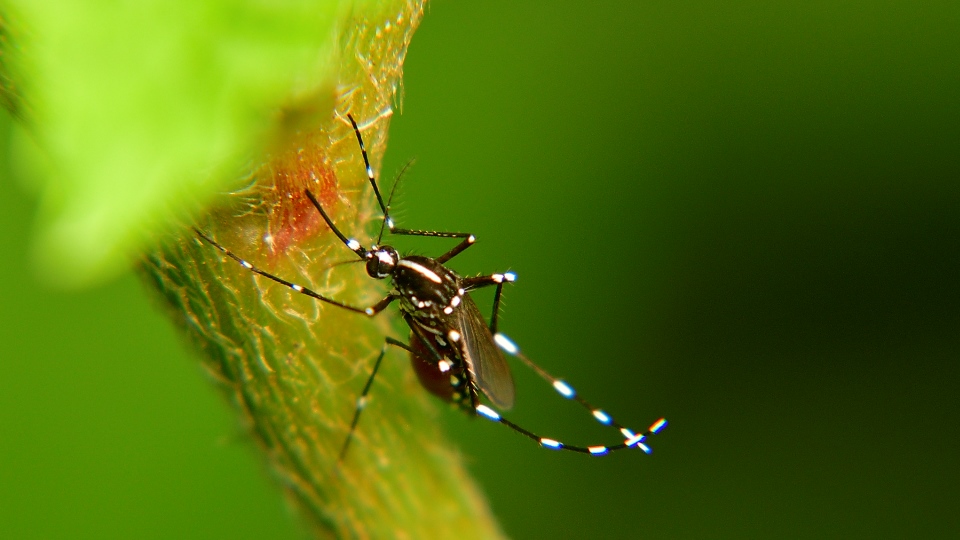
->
[[393, 255, 463, 323], [389, 254, 479, 410]]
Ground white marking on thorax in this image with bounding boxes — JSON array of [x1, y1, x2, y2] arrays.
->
[[443, 294, 461, 314], [398, 260, 442, 283]]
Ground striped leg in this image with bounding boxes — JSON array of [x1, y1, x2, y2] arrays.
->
[[475, 403, 668, 455], [194, 228, 397, 317], [463, 271, 668, 454], [489, 333, 667, 454], [339, 337, 412, 462], [388, 228, 477, 264], [348, 114, 480, 264], [468, 279, 667, 455], [347, 114, 477, 262], [347, 114, 388, 218]]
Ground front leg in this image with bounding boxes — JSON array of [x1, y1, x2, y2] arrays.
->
[[389, 227, 476, 264]]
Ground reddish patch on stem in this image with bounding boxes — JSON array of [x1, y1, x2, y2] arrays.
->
[[264, 137, 341, 258]]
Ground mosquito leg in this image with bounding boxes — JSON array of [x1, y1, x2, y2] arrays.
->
[[303, 190, 368, 260], [474, 403, 668, 456], [346, 114, 475, 262], [387, 228, 477, 264], [461, 272, 518, 334], [490, 332, 668, 450], [346, 114, 388, 216], [319, 117, 478, 262], [194, 228, 395, 316], [464, 272, 667, 448], [339, 336, 413, 462]]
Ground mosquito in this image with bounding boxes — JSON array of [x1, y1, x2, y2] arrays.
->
[[195, 115, 667, 460]]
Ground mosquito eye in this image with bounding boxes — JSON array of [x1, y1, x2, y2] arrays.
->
[[365, 258, 383, 278], [366, 250, 396, 278]]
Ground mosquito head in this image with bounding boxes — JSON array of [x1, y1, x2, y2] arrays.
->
[[365, 246, 400, 279]]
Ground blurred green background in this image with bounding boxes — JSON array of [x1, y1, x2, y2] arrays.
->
[[2, 0, 958, 538]]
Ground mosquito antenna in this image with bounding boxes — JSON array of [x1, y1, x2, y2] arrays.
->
[[377, 158, 416, 245]]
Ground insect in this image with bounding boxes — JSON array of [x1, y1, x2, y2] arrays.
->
[[195, 115, 667, 460]]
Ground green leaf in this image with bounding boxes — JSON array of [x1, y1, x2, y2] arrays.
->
[[6, 0, 361, 287]]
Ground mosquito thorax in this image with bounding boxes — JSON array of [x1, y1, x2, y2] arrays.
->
[[365, 246, 399, 279]]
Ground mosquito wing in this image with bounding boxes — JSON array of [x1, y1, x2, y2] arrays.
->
[[458, 294, 516, 410]]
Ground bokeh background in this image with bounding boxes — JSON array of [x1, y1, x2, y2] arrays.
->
[[2, 1, 958, 538]]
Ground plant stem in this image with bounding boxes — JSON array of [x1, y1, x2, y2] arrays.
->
[[141, 2, 505, 538]]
